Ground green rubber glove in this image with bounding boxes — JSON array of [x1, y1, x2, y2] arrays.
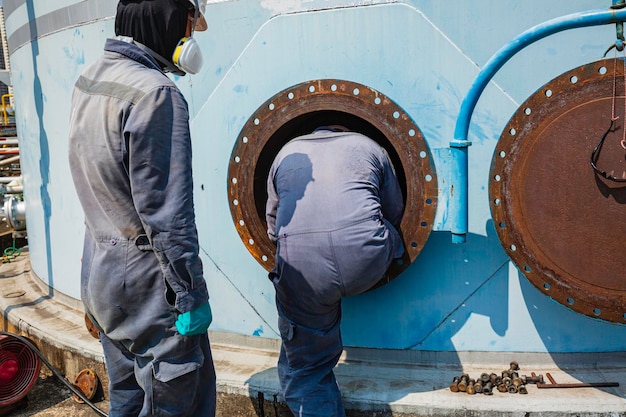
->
[[175, 302, 212, 336]]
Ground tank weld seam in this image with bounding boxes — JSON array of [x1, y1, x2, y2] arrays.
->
[[199, 245, 279, 337], [407, 259, 509, 349]]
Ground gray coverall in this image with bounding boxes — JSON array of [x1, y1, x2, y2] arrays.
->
[[68, 37, 215, 417], [266, 129, 404, 416]]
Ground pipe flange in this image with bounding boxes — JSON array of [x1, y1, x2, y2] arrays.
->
[[72, 368, 100, 403], [84, 314, 100, 340], [3, 196, 25, 231]]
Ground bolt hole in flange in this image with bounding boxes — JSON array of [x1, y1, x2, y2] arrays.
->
[[228, 79, 437, 288], [489, 59, 626, 323]]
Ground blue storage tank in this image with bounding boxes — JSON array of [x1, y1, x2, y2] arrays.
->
[[3, 0, 625, 360]]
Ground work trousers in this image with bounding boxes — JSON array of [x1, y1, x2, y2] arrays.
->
[[276, 311, 345, 417], [101, 332, 216, 417], [81, 235, 216, 417], [271, 218, 400, 417]]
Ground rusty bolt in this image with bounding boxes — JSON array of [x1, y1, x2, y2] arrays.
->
[[483, 381, 493, 395], [457, 374, 470, 392], [449, 376, 460, 392], [466, 379, 476, 395], [497, 383, 508, 393], [510, 361, 519, 371], [473, 380, 483, 393], [480, 372, 490, 383], [522, 374, 544, 385], [518, 385, 528, 394], [489, 373, 501, 385]]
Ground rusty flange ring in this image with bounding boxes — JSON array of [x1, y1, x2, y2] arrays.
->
[[228, 79, 437, 286], [72, 368, 100, 403], [84, 314, 99, 339], [490, 58, 626, 323]]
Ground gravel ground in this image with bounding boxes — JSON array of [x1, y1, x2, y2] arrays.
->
[[2, 375, 109, 417]]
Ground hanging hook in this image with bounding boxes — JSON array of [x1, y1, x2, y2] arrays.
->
[[605, 2, 626, 56], [603, 38, 624, 57]]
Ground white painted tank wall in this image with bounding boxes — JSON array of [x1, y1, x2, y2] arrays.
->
[[4, 0, 625, 352]]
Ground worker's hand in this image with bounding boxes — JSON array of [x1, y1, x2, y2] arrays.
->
[[175, 302, 212, 336]]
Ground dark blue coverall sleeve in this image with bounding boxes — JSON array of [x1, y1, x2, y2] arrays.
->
[[266, 163, 279, 244], [378, 148, 404, 229], [125, 86, 208, 314]]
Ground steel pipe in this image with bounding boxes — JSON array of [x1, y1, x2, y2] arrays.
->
[[0, 156, 19, 166]]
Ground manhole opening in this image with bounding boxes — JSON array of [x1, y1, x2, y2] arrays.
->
[[252, 109, 407, 222]]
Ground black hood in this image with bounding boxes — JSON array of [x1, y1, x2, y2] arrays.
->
[[115, 0, 188, 69]]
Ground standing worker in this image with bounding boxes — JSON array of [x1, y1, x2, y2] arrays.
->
[[68, 1, 215, 416], [266, 126, 405, 416]]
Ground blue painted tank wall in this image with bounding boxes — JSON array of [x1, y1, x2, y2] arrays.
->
[[4, 0, 625, 352]]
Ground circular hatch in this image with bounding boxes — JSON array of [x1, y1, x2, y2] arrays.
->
[[490, 58, 626, 323], [228, 79, 437, 288]]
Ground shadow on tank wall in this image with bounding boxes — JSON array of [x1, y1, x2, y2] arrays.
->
[[241, 221, 626, 415]]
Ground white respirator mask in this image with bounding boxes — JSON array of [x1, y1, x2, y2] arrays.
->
[[172, 0, 207, 75], [173, 37, 203, 74]]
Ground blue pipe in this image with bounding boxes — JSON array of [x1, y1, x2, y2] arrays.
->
[[450, 6, 626, 244]]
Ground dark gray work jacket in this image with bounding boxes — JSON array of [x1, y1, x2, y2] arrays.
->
[[266, 130, 405, 258], [68, 38, 208, 331]]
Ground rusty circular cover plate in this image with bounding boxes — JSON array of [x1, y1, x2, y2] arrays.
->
[[490, 58, 626, 323], [228, 79, 437, 286], [72, 368, 99, 403]]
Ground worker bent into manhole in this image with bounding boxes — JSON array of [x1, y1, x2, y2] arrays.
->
[[266, 126, 405, 416]]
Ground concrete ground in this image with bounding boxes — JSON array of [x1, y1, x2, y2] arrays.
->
[[1, 249, 625, 417]]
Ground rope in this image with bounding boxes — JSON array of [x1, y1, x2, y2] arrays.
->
[[622, 55, 626, 149], [614, 50, 626, 150], [590, 51, 626, 181]]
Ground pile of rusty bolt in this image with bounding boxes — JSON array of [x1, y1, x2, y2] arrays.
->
[[449, 362, 544, 395]]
